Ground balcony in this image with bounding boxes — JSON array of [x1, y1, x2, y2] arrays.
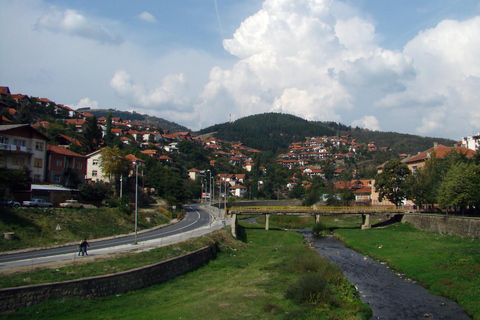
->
[[0, 143, 33, 154]]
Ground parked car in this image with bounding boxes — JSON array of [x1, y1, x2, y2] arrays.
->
[[22, 199, 53, 207], [1, 200, 21, 208], [59, 199, 85, 209]]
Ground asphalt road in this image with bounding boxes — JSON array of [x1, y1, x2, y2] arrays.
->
[[0, 204, 215, 267]]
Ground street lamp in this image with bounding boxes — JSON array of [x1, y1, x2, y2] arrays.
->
[[133, 161, 139, 244], [206, 170, 212, 213]]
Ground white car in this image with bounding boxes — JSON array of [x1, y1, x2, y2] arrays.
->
[[22, 198, 53, 207], [59, 199, 85, 209]]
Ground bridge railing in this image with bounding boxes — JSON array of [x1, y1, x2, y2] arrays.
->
[[231, 206, 400, 213]]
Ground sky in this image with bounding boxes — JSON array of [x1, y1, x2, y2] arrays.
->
[[1, 0, 480, 140]]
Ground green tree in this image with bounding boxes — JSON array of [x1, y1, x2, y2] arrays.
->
[[80, 116, 102, 153], [104, 111, 113, 146], [437, 163, 480, 214], [374, 159, 411, 207], [405, 156, 443, 209], [100, 146, 129, 194]]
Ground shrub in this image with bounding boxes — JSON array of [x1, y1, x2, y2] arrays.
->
[[312, 222, 329, 237], [285, 272, 333, 305]]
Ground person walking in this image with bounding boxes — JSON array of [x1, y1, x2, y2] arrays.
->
[[79, 239, 90, 256]]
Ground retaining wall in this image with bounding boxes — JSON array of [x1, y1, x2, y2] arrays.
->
[[402, 214, 480, 238], [0, 244, 217, 311]]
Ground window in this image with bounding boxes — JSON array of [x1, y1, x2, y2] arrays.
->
[[54, 175, 61, 183], [34, 158, 43, 168], [92, 170, 98, 177], [76, 162, 82, 169], [13, 139, 25, 147], [35, 142, 44, 151], [92, 159, 99, 165], [12, 157, 24, 166], [0, 136, 8, 144], [56, 159, 63, 167], [34, 174, 41, 182], [412, 166, 418, 174]]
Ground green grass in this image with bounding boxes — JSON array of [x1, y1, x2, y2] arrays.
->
[[335, 223, 480, 320], [1, 224, 371, 320], [0, 206, 172, 252], [0, 230, 229, 289]]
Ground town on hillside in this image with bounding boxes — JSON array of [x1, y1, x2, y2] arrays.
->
[[1, 86, 479, 213]]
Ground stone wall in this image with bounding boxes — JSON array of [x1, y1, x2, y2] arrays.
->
[[0, 244, 217, 311], [402, 214, 480, 238]]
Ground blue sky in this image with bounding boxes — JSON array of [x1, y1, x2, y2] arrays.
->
[[1, 0, 480, 140]]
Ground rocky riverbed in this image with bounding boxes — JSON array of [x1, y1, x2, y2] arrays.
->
[[302, 232, 471, 320]]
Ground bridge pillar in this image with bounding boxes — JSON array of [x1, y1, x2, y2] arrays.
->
[[315, 214, 320, 224], [361, 214, 371, 230], [265, 214, 270, 230], [231, 214, 237, 238]]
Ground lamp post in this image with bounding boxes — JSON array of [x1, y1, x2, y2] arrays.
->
[[206, 170, 212, 212], [133, 161, 138, 244]]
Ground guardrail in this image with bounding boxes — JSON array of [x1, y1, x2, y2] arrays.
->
[[231, 206, 401, 213]]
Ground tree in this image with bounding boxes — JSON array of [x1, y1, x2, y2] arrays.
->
[[374, 159, 411, 207], [437, 163, 480, 214], [80, 116, 102, 153], [100, 146, 129, 194], [405, 157, 442, 209], [104, 111, 113, 146]]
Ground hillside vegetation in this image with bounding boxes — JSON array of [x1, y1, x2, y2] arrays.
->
[[86, 109, 190, 133], [198, 112, 456, 154], [198, 113, 336, 152]]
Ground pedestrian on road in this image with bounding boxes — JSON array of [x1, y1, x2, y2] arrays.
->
[[79, 239, 90, 256]]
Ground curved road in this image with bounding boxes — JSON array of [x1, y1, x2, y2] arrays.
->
[[0, 204, 220, 268]]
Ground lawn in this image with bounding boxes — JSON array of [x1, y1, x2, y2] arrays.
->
[[335, 223, 480, 320], [0, 206, 172, 252], [1, 224, 371, 320]]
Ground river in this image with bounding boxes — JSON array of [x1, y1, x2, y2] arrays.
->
[[301, 232, 471, 320]]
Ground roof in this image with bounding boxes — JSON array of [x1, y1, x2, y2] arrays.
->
[[47, 145, 86, 157], [402, 144, 476, 164], [0, 124, 50, 141]]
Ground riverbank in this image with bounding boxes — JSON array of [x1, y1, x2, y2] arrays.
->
[[1, 225, 371, 319], [334, 223, 479, 319]]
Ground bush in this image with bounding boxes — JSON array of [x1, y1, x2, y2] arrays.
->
[[285, 272, 333, 305], [312, 222, 329, 237]]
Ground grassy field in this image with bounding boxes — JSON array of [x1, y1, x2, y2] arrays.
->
[[1, 225, 371, 320], [0, 206, 173, 252], [335, 223, 480, 320]]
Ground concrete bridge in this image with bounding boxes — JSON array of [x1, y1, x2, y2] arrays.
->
[[229, 206, 406, 238]]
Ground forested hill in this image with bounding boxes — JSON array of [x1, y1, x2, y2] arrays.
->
[[341, 127, 457, 155], [197, 113, 336, 152], [86, 109, 189, 133], [197, 112, 458, 154]]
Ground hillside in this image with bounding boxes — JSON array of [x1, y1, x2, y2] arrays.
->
[[197, 112, 457, 154], [197, 113, 336, 152], [86, 109, 190, 133]]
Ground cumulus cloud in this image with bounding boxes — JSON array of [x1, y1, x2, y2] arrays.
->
[[195, 0, 480, 138], [109, 70, 191, 111], [376, 16, 480, 136], [35, 8, 122, 44], [196, 0, 413, 131], [68, 97, 99, 110], [138, 11, 156, 23], [351, 116, 381, 131]]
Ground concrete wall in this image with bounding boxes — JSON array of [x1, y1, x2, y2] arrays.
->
[[402, 214, 480, 238], [0, 244, 217, 311]]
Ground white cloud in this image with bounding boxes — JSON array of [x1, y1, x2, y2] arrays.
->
[[68, 97, 99, 110], [34, 8, 122, 44], [351, 116, 381, 131], [138, 11, 156, 23], [109, 70, 191, 111]]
